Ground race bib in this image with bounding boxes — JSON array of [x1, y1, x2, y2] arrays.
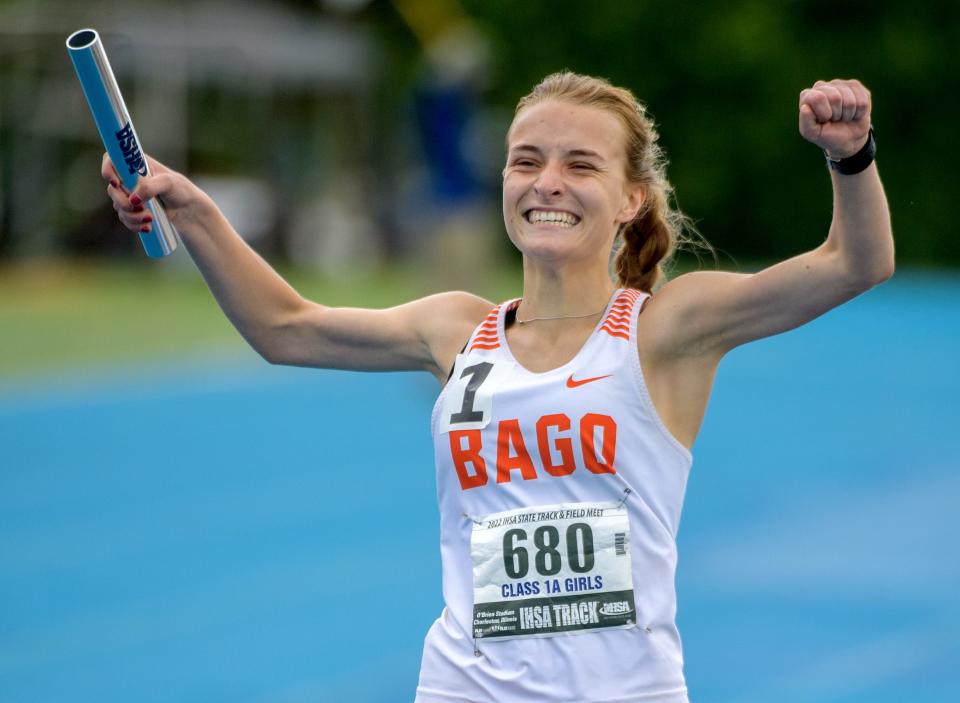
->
[[471, 501, 636, 641]]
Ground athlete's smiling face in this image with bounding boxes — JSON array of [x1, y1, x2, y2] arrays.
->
[[503, 99, 644, 265]]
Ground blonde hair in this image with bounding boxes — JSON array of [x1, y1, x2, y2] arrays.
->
[[514, 71, 713, 292]]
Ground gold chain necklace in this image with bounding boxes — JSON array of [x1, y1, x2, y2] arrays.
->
[[515, 306, 606, 325]]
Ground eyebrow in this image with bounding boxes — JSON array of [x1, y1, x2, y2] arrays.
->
[[509, 144, 606, 162]]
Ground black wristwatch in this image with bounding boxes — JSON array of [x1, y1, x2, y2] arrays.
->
[[825, 127, 876, 175]]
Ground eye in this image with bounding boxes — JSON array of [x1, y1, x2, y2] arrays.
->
[[510, 158, 537, 168], [571, 162, 596, 171]]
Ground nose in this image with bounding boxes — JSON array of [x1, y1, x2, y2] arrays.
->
[[533, 161, 564, 199]]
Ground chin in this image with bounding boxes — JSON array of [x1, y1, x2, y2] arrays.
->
[[515, 236, 591, 265]]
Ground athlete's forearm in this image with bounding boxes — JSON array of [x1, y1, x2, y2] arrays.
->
[[105, 153, 314, 361], [795, 79, 893, 286], [824, 163, 895, 285], [176, 195, 310, 361]]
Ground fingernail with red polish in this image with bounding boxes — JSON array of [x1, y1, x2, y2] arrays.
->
[[130, 194, 142, 206], [143, 215, 153, 224], [109, 179, 118, 188]]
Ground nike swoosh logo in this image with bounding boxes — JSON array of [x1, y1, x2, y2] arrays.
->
[[566, 374, 612, 388]]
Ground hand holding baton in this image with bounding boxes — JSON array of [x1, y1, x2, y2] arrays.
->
[[67, 28, 178, 258]]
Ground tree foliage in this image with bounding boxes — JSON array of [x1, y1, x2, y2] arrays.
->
[[457, 0, 960, 266]]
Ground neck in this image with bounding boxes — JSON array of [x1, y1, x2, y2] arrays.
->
[[517, 256, 617, 322]]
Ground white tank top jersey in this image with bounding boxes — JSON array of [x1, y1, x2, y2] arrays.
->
[[416, 289, 693, 703]]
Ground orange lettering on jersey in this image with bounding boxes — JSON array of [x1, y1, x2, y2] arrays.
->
[[581, 413, 617, 474], [450, 429, 488, 489], [450, 413, 620, 490], [496, 419, 538, 483], [536, 413, 575, 476]]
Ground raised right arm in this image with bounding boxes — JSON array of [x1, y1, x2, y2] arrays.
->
[[103, 154, 491, 381]]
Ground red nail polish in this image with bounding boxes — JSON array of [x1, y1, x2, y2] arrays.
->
[[143, 215, 153, 223], [110, 179, 118, 188], [130, 194, 142, 206]]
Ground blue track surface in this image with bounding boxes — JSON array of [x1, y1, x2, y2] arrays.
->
[[1, 271, 958, 703]]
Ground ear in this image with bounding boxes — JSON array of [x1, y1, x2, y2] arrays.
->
[[616, 184, 645, 224]]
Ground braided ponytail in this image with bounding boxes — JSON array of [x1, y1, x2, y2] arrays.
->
[[615, 187, 674, 293], [516, 71, 712, 293]]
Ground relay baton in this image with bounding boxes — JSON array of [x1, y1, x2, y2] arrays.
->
[[66, 28, 178, 258]]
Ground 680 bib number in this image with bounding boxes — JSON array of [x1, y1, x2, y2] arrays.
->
[[471, 501, 636, 640], [502, 523, 595, 578]]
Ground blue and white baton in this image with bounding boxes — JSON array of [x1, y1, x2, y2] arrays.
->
[[67, 28, 178, 258]]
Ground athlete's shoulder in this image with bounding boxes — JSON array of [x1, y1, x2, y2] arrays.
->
[[413, 291, 497, 383], [429, 290, 497, 318], [409, 290, 496, 331], [638, 271, 741, 358]]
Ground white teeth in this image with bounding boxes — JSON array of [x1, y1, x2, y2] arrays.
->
[[525, 210, 580, 227]]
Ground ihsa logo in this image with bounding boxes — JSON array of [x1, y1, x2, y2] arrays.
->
[[114, 122, 147, 177]]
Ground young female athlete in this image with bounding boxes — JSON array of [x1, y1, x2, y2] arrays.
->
[[103, 72, 893, 702]]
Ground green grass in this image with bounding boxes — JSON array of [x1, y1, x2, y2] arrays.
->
[[0, 247, 732, 382], [0, 258, 521, 381]]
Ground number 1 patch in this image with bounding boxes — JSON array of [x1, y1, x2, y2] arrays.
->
[[438, 356, 515, 433], [471, 501, 636, 641]]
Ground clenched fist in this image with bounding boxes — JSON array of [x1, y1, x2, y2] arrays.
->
[[799, 79, 872, 160]]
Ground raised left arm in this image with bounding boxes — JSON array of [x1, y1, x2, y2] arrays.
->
[[647, 79, 894, 359], [806, 78, 894, 284]]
